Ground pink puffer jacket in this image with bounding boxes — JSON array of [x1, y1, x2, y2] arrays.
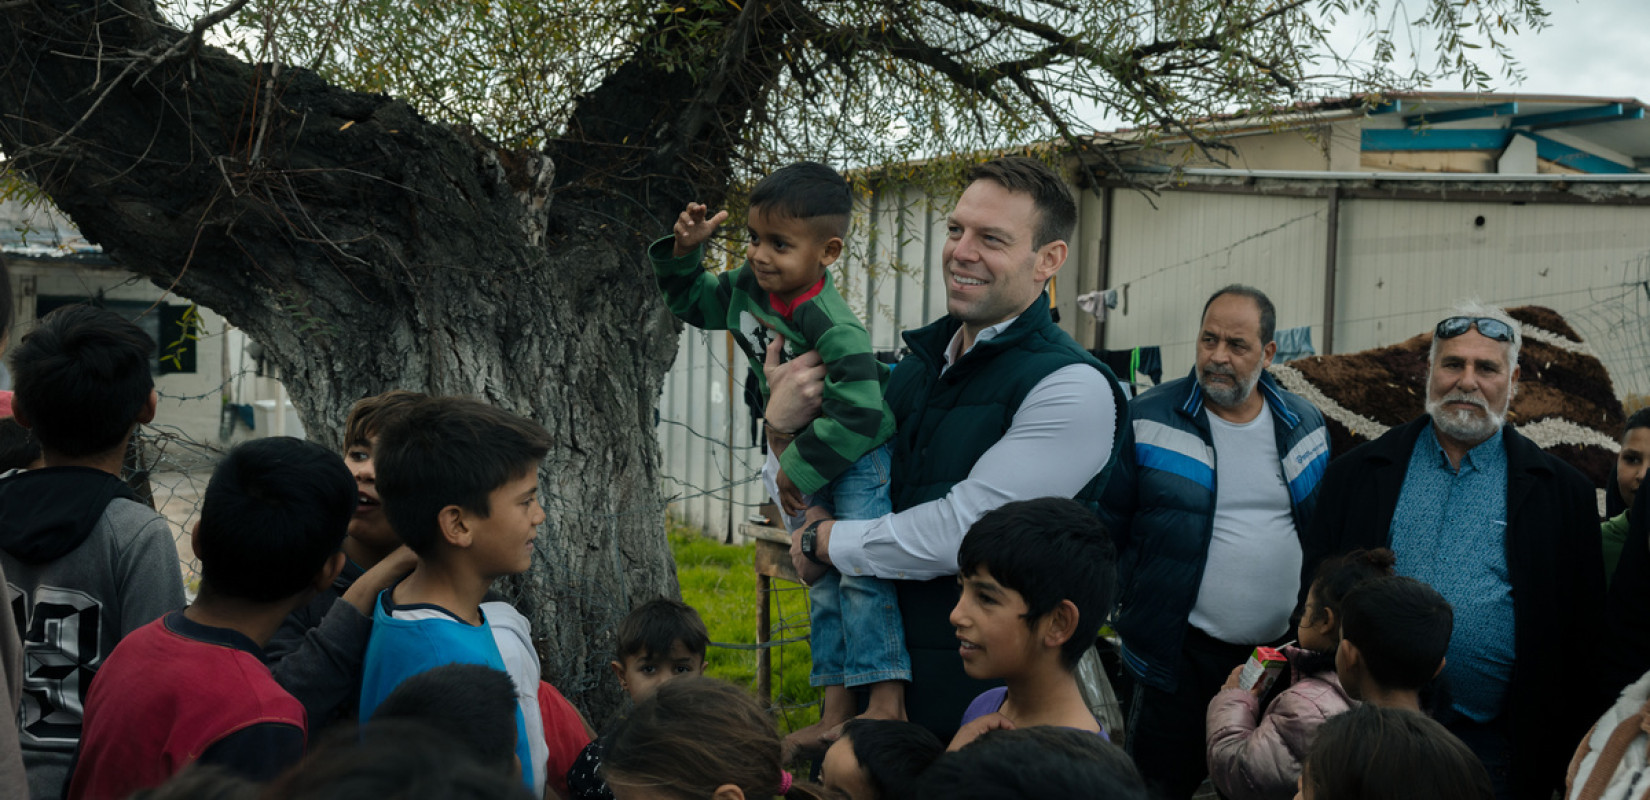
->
[[1206, 646, 1355, 800]]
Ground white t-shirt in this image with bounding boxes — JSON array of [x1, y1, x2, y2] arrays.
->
[[1187, 410, 1302, 645]]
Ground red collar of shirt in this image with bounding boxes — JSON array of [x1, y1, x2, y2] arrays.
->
[[767, 277, 825, 321]]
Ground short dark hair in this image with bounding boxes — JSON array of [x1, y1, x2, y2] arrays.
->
[[840, 719, 943, 799], [965, 157, 1076, 250], [917, 726, 1146, 799], [268, 721, 535, 800], [748, 161, 853, 239], [344, 390, 429, 448], [1624, 407, 1650, 440], [602, 677, 782, 799], [1340, 575, 1454, 692], [1304, 705, 1491, 800], [371, 664, 519, 774], [1202, 284, 1277, 346], [617, 598, 709, 661], [957, 497, 1117, 669], [8, 304, 154, 457], [374, 397, 552, 555], [198, 437, 356, 602], [0, 417, 41, 472], [1306, 548, 1396, 629]]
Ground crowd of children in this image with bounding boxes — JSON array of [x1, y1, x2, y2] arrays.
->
[[3, 162, 1650, 800]]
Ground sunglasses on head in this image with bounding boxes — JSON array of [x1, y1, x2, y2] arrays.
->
[[1435, 316, 1514, 343]]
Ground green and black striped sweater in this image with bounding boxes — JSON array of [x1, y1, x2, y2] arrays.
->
[[650, 237, 895, 496]]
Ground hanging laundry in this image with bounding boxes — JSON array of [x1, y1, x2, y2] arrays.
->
[[1274, 326, 1317, 363], [1077, 289, 1120, 323]]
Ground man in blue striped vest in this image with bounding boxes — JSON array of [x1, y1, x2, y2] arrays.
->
[[1097, 285, 1329, 800]]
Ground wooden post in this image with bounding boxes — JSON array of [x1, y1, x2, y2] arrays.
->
[[1095, 187, 1114, 350], [746, 522, 800, 710], [1322, 188, 1340, 355], [757, 573, 772, 707]]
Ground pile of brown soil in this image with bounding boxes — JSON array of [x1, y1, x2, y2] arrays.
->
[[1270, 306, 1623, 488]]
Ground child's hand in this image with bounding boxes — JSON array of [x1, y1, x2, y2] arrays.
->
[[1221, 664, 1262, 695], [776, 467, 808, 516], [672, 202, 729, 258], [948, 711, 1015, 751]]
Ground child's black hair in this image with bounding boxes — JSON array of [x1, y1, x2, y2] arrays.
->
[[916, 726, 1146, 800], [371, 664, 519, 774], [198, 437, 356, 602], [748, 161, 852, 240], [1625, 407, 1650, 438], [616, 597, 709, 661], [268, 722, 535, 800], [0, 417, 41, 472], [7, 304, 154, 457], [1306, 547, 1396, 629], [839, 719, 944, 799], [374, 396, 552, 555], [1339, 575, 1454, 692], [1303, 704, 1491, 800], [956, 497, 1117, 669]]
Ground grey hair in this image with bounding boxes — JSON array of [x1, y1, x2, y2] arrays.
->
[[1428, 299, 1522, 369]]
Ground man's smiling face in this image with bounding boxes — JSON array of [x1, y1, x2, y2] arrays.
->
[[942, 180, 1063, 336]]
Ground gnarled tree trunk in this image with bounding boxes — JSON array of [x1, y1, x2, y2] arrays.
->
[[0, 2, 719, 718]]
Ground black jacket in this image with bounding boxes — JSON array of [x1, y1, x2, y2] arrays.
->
[[1305, 415, 1606, 800], [1602, 484, 1650, 697]]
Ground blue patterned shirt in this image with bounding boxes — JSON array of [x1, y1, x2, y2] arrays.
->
[[1389, 425, 1514, 723]]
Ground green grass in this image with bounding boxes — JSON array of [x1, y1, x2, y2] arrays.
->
[[670, 520, 821, 734]]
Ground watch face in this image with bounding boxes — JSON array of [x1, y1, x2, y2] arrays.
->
[[801, 531, 816, 554]]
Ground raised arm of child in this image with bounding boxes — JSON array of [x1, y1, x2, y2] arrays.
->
[[650, 203, 738, 331], [672, 202, 729, 258]]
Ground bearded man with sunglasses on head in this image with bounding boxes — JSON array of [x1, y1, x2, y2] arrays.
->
[[1306, 301, 1605, 800]]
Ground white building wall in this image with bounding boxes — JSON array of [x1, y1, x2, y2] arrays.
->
[[1103, 190, 1329, 378]]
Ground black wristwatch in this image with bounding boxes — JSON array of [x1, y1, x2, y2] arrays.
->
[[800, 519, 828, 566]]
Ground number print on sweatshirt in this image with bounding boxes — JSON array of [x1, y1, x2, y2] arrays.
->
[[11, 585, 102, 746]]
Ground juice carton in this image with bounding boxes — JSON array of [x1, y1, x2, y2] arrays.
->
[[1237, 646, 1288, 693]]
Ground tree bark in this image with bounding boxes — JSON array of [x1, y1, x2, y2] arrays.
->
[[0, 3, 693, 718]]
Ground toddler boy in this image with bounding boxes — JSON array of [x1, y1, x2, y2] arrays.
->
[[567, 597, 709, 800], [0, 305, 185, 798], [1336, 575, 1454, 712], [947, 497, 1117, 749], [357, 396, 589, 799], [650, 161, 906, 748], [67, 436, 356, 798]]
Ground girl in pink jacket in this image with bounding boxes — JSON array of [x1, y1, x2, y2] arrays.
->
[[1205, 549, 1396, 800]]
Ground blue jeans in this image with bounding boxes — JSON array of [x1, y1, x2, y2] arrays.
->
[[808, 443, 911, 687]]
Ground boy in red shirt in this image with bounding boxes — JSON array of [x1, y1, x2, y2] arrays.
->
[[68, 437, 357, 798]]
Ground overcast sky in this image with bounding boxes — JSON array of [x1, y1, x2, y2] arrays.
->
[[1486, 0, 1650, 99], [1071, 0, 1650, 133]]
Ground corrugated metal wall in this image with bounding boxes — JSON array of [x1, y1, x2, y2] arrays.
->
[[657, 177, 1650, 537], [1102, 191, 1329, 377]]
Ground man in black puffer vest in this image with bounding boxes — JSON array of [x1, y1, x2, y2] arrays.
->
[[764, 157, 1126, 745]]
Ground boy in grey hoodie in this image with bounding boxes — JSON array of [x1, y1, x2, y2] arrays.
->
[[0, 304, 184, 799]]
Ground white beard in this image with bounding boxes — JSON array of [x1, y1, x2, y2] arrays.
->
[[1426, 391, 1506, 444]]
